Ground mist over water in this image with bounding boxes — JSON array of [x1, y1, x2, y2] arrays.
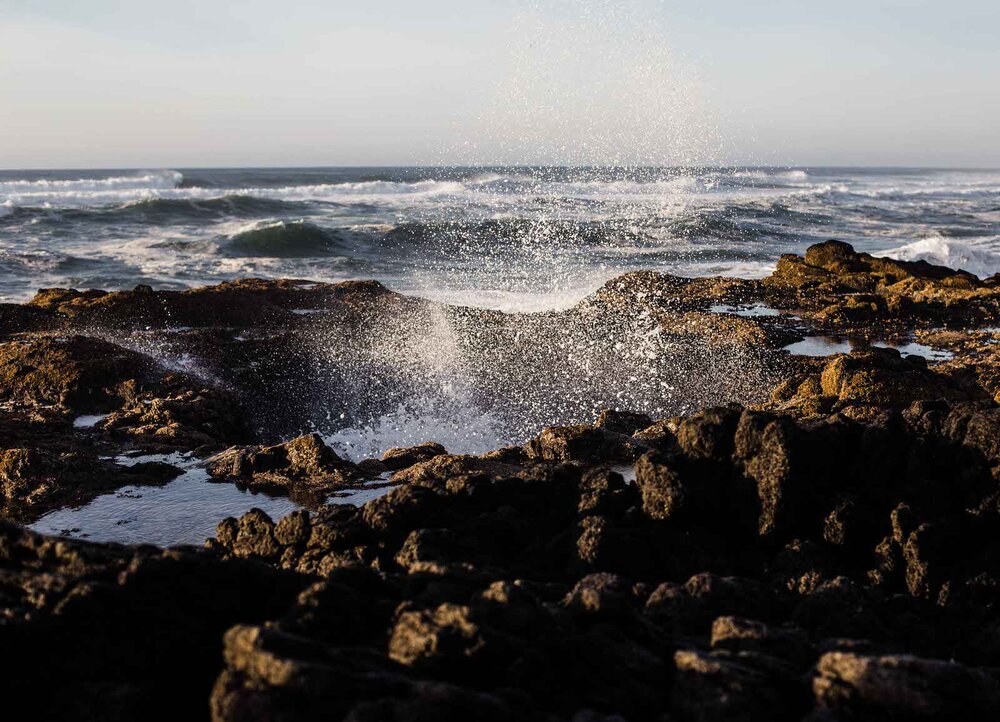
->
[[467, 0, 721, 168]]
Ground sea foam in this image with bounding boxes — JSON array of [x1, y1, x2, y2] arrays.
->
[[883, 236, 1000, 279]]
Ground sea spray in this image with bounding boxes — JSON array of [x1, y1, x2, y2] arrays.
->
[[292, 0, 768, 454], [402, 0, 732, 310], [466, 0, 722, 167], [298, 283, 781, 457]]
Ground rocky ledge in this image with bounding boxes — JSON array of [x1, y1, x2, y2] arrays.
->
[[1, 241, 999, 721]]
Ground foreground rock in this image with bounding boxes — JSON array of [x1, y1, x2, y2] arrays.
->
[[1, 241, 999, 719], [206, 381, 1000, 719], [769, 345, 987, 420], [0, 521, 307, 720]]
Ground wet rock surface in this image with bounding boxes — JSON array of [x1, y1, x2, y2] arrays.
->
[[763, 239, 1000, 332], [208, 433, 363, 503], [1, 242, 999, 720]]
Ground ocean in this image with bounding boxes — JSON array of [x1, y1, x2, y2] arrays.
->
[[2, 166, 998, 309]]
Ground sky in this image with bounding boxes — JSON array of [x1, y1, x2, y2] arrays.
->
[[0, 0, 997, 169]]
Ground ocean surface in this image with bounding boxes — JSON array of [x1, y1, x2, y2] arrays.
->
[[2, 166, 998, 309]]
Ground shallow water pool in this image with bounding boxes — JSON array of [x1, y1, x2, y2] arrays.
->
[[783, 336, 953, 361], [708, 303, 782, 318], [29, 453, 397, 547]]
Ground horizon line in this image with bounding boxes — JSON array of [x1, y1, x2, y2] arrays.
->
[[2, 163, 1000, 173]]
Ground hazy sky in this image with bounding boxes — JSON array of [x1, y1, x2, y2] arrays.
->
[[1, 0, 997, 168]]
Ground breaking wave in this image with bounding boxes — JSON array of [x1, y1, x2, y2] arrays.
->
[[882, 236, 1000, 279], [1, 165, 998, 308], [0, 170, 183, 194], [225, 221, 351, 258]]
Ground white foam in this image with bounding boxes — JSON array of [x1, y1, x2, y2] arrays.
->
[[881, 236, 1000, 279], [0, 171, 184, 209], [0, 175, 498, 211], [73, 414, 109, 429], [410, 278, 612, 313], [732, 169, 808, 182], [0, 170, 183, 194], [324, 403, 505, 462]]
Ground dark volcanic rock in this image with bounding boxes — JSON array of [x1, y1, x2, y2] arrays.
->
[[100, 376, 251, 451], [595, 408, 654, 436], [0, 448, 181, 521], [1, 250, 999, 720], [0, 335, 151, 411], [27, 277, 414, 330], [0, 521, 307, 722], [811, 651, 1000, 720], [771, 347, 984, 421], [209, 433, 359, 501], [672, 648, 807, 722], [525, 424, 644, 464], [381, 441, 448, 471], [764, 240, 1000, 330]]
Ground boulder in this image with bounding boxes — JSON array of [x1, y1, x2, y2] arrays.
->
[[525, 424, 644, 465], [381, 441, 448, 471], [672, 648, 807, 721], [595, 409, 654, 436], [0, 336, 150, 411], [208, 433, 357, 497], [812, 651, 1000, 719]]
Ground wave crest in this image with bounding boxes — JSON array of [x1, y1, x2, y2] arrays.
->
[[0, 170, 182, 194], [224, 221, 348, 258], [882, 236, 1000, 279]]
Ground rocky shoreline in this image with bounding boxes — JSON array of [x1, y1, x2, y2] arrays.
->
[[2, 241, 999, 720]]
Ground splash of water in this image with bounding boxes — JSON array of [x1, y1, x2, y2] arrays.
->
[[295, 284, 780, 457], [468, 0, 722, 167], [316, 303, 506, 459], [397, 0, 730, 311], [306, 2, 768, 456]]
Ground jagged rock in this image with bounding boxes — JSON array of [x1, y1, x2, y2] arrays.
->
[[578, 466, 635, 517], [595, 409, 654, 436], [672, 648, 807, 721], [576, 515, 662, 577], [812, 651, 1000, 719], [525, 425, 644, 464], [232, 508, 281, 559], [274, 509, 311, 546], [764, 240, 1000, 330], [0, 521, 307, 722], [394, 528, 469, 574], [210, 624, 521, 722], [710, 616, 813, 666], [563, 572, 634, 617], [0, 336, 150, 411], [646, 573, 778, 634], [28, 277, 410, 329], [634, 452, 686, 520], [381, 441, 448, 471], [208, 433, 357, 498], [772, 348, 983, 420], [361, 484, 444, 537], [0, 447, 181, 521], [675, 406, 741, 460], [102, 381, 250, 450], [388, 603, 486, 670]]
